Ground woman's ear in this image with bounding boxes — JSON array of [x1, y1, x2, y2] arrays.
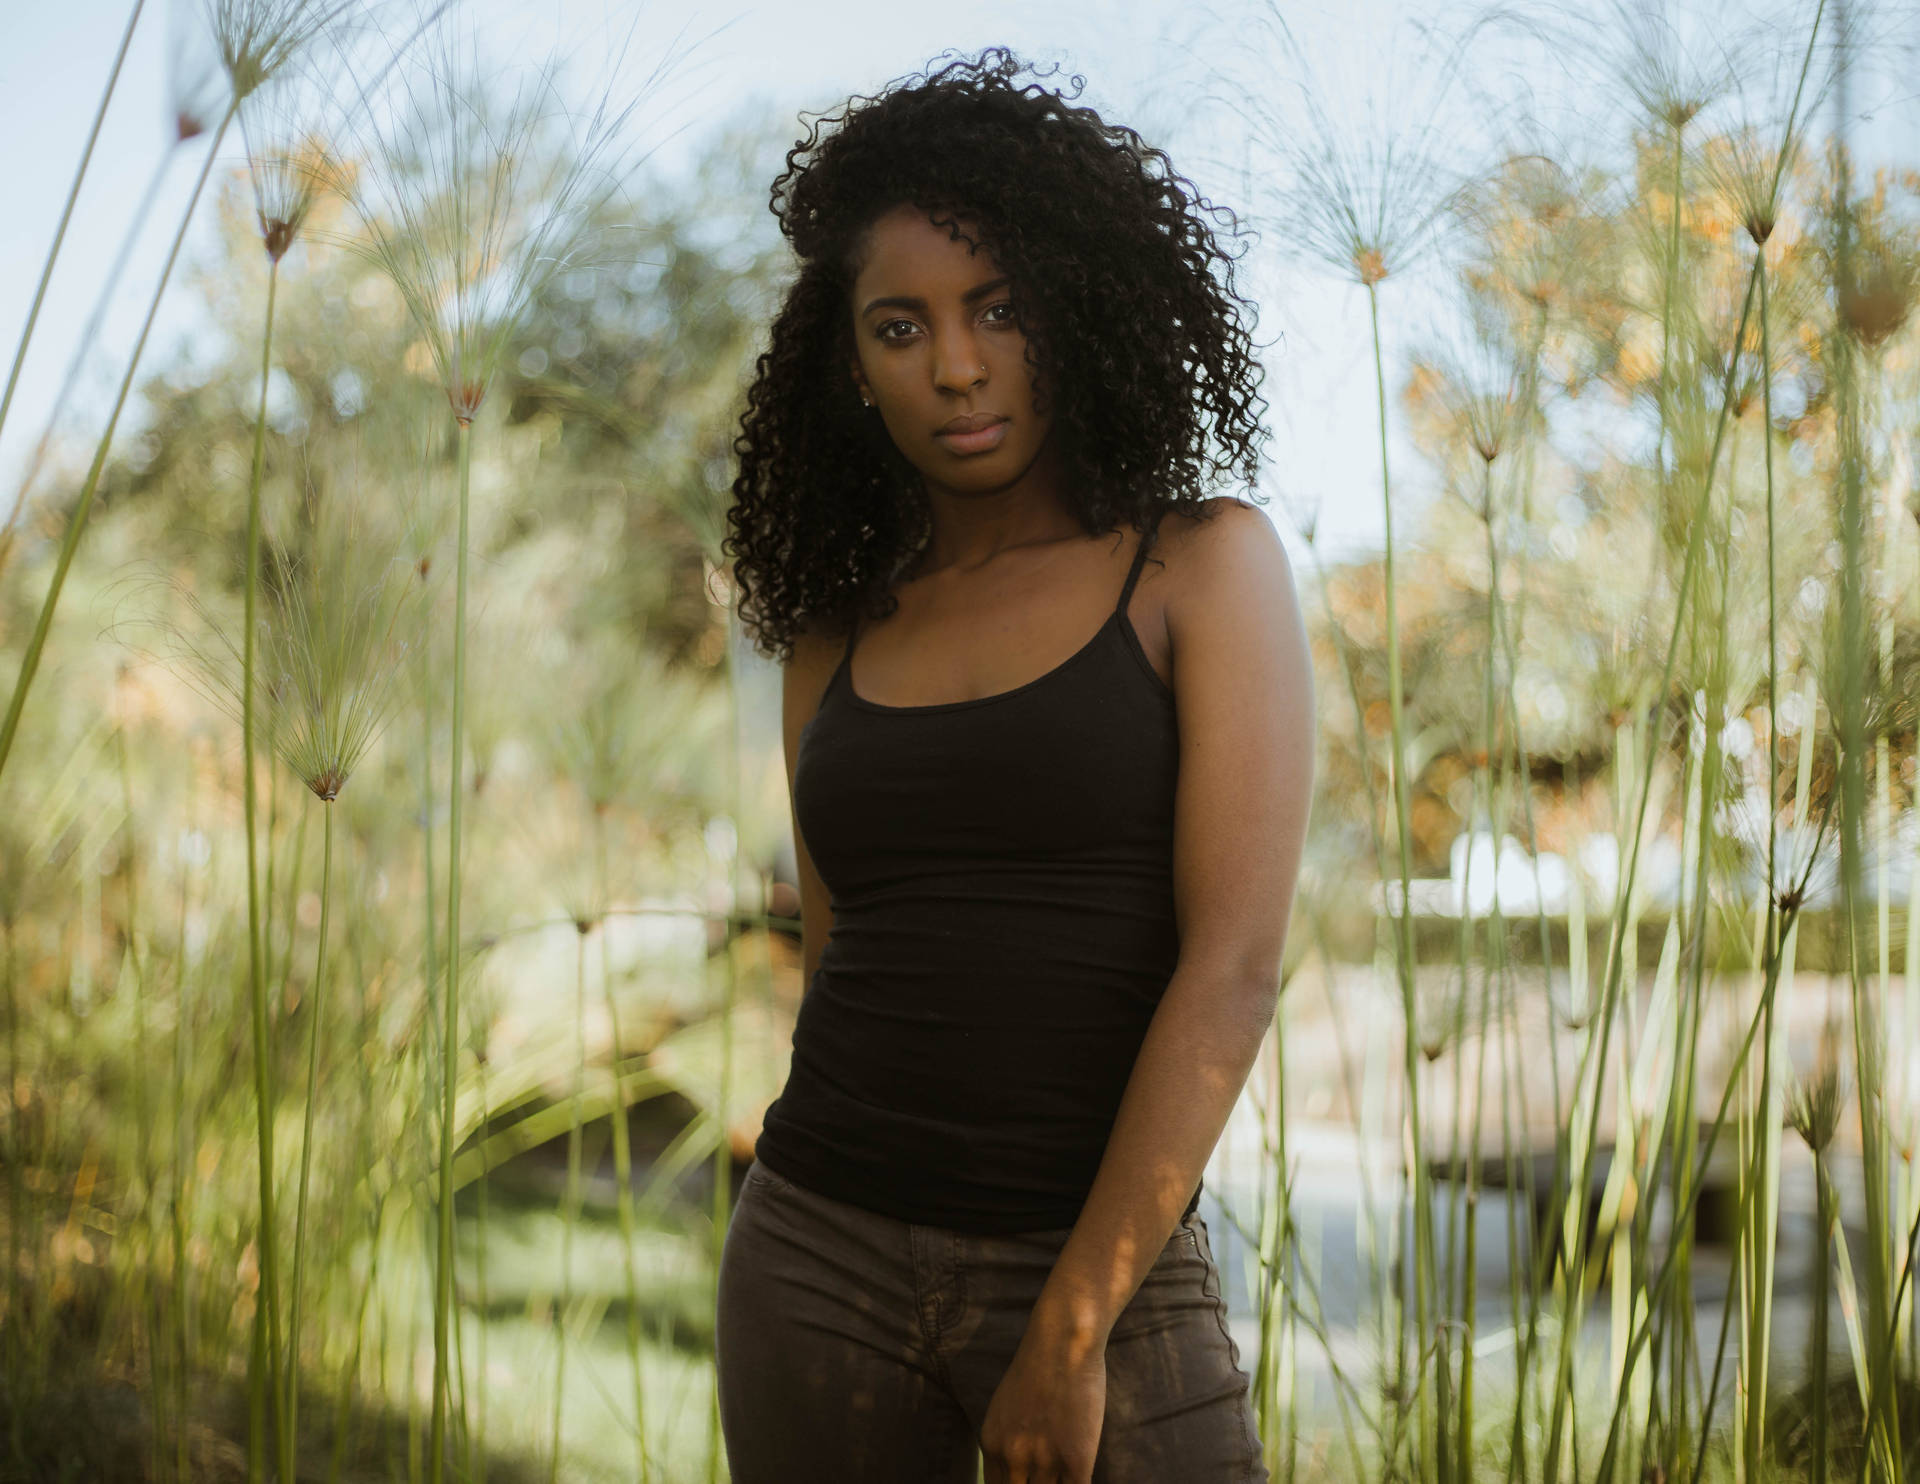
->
[[850, 363, 873, 407]]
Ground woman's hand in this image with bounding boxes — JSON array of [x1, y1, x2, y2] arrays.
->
[[979, 1320, 1107, 1484]]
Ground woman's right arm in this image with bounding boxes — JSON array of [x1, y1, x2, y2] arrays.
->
[[782, 623, 840, 991]]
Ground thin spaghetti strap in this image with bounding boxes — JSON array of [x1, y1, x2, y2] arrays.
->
[[1114, 516, 1159, 616]]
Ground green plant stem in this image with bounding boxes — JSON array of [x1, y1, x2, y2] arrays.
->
[[1829, 38, 1900, 1466], [1252, 993, 1292, 1473], [272, 794, 310, 1016], [3, 915, 18, 1432], [595, 808, 654, 1483], [1858, 1200, 1920, 1482], [240, 251, 290, 1484], [1302, 543, 1391, 882], [0, 0, 143, 449], [250, 1302, 267, 1484], [1544, 180, 1770, 1484], [1644, 104, 1698, 1482], [1661, 471, 1735, 1477], [1267, 1179, 1377, 1482], [709, 602, 743, 1484], [1300, 546, 1394, 1340], [405, 1241, 422, 1482], [1455, 464, 1502, 1484], [116, 707, 150, 1191], [1494, 960, 1529, 1484], [1742, 241, 1783, 1484], [1689, 1117, 1753, 1484], [472, 1003, 489, 1484], [1588, 888, 1826, 1481], [1578, 17, 1827, 1479], [328, 918, 384, 1484], [413, 548, 441, 1472], [326, 1232, 377, 1484], [0, 101, 235, 785], [1652, 113, 1684, 561], [1490, 309, 1557, 1484], [430, 415, 474, 1484], [1278, 1026, 1298, 1484], [285, 801, 335, 1469], [1251, 1022, 1284, 1427], [1812, 1155, 1830, 1484], [1543, 326, 1758, 1482], [115, 708, 166, 1482], [173, 757, 197, 1484], [1615, 763, 1823, 1483], [1689, 839, 1789, 1484], [548, 925, 587, 1484], [0, 146, 175, 575], [1367, 275, 1435, 1477], [450, 1171, 472, 1484]]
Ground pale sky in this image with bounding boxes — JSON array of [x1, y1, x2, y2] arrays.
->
[[2, 0, 1908, 562]]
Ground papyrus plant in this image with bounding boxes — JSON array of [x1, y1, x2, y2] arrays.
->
[[1411, 296, 1531, 1481], [112, 474, 423, 1474], [1788, 1020, 1851, 1484], [0, 1, 361, 795], [0, 2, 248, 581], [1820, 8, 1919, 1471], [1213, 14, 1489, 1467], [317, 11, 695, 1473], [0, 0, 145, 505]]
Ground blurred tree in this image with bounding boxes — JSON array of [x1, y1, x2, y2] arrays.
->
[[76, 107, 789, 683], [1305, 143, 1920, 887]]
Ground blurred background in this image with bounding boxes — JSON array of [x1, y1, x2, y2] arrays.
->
[[2, 0, 1919, 1480]]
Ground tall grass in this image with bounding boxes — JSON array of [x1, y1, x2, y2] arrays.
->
[[3, 19, 351, 1468], [0, 115, 235, 784], [538, 641, 672, 1484], [1218, 13, 1491, 1467], [1198, 2, 1920, 1482], [0, 0, 146, 464], [1826, 7, 1907, 1471], [319, 11, 697, 1475], [0, 1, 374, 786]]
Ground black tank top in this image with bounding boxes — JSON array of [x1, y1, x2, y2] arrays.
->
[[755, 517, 1203, 1235]]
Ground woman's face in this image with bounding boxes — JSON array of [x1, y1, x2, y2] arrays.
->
[[847, 204, 1056, 497]]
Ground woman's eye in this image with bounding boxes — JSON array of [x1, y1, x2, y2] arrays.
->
[[877, 319, 917, 341], [984, 302, 1018, 326]]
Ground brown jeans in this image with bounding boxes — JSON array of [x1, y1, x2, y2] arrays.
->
[[715, 1159, 1269, 1483]]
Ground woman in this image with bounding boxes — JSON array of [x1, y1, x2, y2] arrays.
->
[[716, 47, 1315, 1484]]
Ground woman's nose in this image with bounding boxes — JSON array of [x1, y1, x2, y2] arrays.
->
[[931, 327, 987, 394]]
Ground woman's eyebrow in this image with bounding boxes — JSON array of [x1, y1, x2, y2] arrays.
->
[[860, 275, 1013, 317]]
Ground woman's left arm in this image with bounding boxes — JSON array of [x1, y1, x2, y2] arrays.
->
[[981, 499, 1316, 1483]]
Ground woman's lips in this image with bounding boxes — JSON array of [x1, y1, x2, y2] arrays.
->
[[934, 418, 1008, 455]]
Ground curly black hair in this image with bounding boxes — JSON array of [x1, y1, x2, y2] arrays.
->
[[722, 46, 1269, 663]]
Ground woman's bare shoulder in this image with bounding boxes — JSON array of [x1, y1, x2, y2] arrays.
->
[[782, 611, 854, 732], [1153, 494, 1262, 544], [1146, 497, 1271, 591]]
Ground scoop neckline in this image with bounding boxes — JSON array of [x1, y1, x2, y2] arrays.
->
[[842, 609, 1121, 715]]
